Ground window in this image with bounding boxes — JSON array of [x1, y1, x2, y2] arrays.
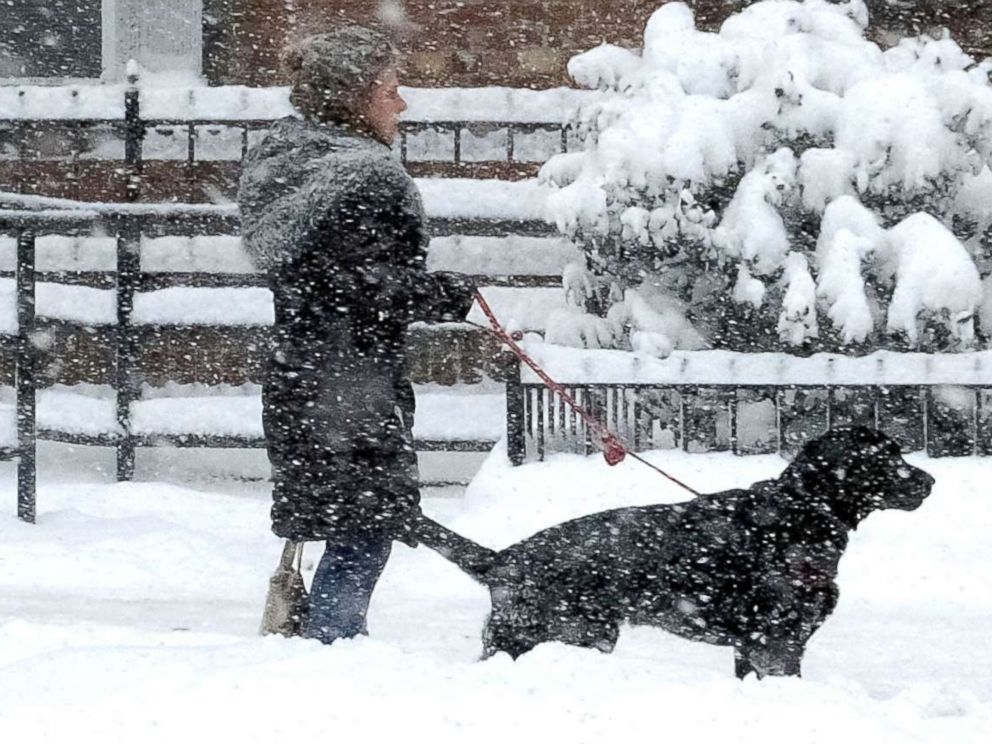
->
[[104, 0, 203, 81], [0, 0, 202, 83], [0, 0, 103, 79]]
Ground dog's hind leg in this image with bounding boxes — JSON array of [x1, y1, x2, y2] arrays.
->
[[481, 612, 540, 660]]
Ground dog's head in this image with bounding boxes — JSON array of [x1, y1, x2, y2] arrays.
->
[[784, 426, 935, 528]]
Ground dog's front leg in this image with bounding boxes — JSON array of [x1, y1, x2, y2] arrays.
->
[[735, 640, 803, 679]]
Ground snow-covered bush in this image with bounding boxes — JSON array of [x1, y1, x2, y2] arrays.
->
[[541, 0, 992, 355]]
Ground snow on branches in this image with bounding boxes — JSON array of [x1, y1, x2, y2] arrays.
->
[[540, 0, 992, 355]]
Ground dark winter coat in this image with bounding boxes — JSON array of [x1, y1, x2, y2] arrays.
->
[[238, 117, 474, 542]]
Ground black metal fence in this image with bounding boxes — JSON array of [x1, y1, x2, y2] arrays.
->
[[0, 79, 573, 197], [0, 202, 562, 522], [3, 202, 991, 526], [504, 379, 992, 465]]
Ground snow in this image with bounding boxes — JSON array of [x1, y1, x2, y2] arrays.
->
[[886, 214, 983, 346], [417, 179, 554, 221], [426, 236, 581, 276], [0, 283, 573, 332], [466, 287, 569, 332], [514, 339, 992, 386], [540, 0, 992, 352], [0, 85, 595, 124], [2, 178, 554, 222], [401, 87, 597, 124], [0, 444, 990, 742], [2, 234, 574, 278], [0, 385, 505, 447]]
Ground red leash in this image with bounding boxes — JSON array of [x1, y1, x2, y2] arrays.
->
[[473, 291, 700, 497]]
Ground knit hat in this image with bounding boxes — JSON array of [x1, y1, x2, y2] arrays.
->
[[282, 26, 397, 123]]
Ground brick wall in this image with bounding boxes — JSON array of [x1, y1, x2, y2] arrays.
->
[[204, 1, 991, 89]]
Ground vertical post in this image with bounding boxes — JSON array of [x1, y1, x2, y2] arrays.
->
[[16, 231, 37, 523], [504, 354, 525, 466], [774, 388, 784, 456], [536, 388, 545, 461], [972, 386, 980, 457], [976, 386, 985, 455], [116, 216, 141, 480], [729, 387, 739, 455], [123, 67, 143, 202], [187, 123, 196, 165]]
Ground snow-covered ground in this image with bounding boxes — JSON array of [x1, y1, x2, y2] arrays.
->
[[0, 442, 990, 743]]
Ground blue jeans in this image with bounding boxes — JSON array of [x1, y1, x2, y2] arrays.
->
[[303, 536, 393, 644]]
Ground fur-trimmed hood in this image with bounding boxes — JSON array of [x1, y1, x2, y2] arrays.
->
[[238, 116, 417, 271]]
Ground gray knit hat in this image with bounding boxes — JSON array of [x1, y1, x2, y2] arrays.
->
[[282, 26, 397, 123]]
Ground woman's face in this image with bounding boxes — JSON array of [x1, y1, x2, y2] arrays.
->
[[363, 67, 407, 144]]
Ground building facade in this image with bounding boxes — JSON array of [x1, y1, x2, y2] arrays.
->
[[2, 2, 988, 88]]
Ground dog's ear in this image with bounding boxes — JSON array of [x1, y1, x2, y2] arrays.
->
[[785, 427, 887, 528], [785, 434, 845, 495]]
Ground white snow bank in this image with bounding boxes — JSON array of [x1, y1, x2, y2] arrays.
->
[[0, 447, 990, 743]]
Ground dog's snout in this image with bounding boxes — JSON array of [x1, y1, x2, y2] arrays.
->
[[910, 465, 935, 493]]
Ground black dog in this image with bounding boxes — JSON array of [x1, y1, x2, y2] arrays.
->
[[416, 427, 934, 678]]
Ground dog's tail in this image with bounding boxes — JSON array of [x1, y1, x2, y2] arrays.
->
[[412, 515, 496, 583]]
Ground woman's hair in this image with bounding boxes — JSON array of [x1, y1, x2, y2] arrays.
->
[[282, 26, 397, 125]]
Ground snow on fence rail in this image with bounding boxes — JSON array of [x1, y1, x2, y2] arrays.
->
[[504, 343, 992, 465], [0, 83, 592, 165], [0, 190, 566, 328]]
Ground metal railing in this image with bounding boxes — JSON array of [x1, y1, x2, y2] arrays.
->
[[0, 81, 575, 189], [504, 375, 992, 465], [0, 203, 560, 521]]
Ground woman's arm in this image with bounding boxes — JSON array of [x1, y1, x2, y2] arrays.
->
[[323, 157, 476, 324]]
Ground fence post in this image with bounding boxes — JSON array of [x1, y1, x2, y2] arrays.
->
[[115, 216, 141, 480], [504, 354, 526, 466], [16, 231, 37, 523], [124, 66, 144, 202]]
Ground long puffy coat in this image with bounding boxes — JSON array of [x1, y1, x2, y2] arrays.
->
[[239, 117, 474, 542]]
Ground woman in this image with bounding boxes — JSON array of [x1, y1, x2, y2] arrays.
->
[[238, 26, 475, 644]]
